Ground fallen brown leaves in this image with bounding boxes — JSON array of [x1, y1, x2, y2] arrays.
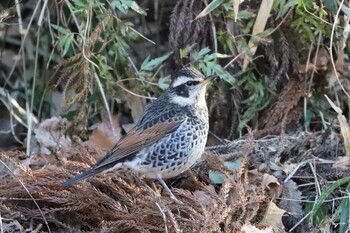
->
[[1, 121, 350, 232]]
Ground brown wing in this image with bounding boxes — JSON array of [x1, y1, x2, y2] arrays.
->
[[61, 114, 185, 187], [94, 118, 184, 167]]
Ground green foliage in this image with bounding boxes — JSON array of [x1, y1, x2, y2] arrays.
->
[[273, 0, 298, 19], [305, 200, 328, 227], [195, 0, 224, 19], [209, 159, 242, 184], [111, 0, 146, 15], [335, 184, 350, 233], [237, 73, 272, 131], [46, 0, 154, 128], [306, 177, 350, 230], [191, 47, 234, 85], [291, 1, 332, 43], [139, 53, 172, 80]]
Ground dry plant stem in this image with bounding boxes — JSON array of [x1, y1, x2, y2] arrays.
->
[[288, 212, 312, 232], [9, 103, 23, 145], [64, 0, 83, 35], [3, 0, 31, 86], [224, 52, 244, 69], [117, 83, 156, 100], [0, 209, 3, 233], [330, 0, 350, 98], [303, 33, 322, 133], [284, 159, 312, 183], [128, 26, 156, 45], [82, 8, 98, 69], [155, 202, 169, 233], [94, 73, 116, 136], [307, 33, 322, 93], [127, 56, 154, 100], [208, 13, 217, 53], [117, 78, 158, 87], [28, 1, 48, 156], [303, 41, 313, 132], [308, 161, 321, 196], [0, 159, 52, 233], [15, 0, 28, 155]]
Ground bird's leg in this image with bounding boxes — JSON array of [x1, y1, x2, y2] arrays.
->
[[157, 178, 184, 205]]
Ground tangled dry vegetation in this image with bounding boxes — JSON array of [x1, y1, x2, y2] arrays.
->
[[1, 121, 350, 232], [1, 0, 350, 232]]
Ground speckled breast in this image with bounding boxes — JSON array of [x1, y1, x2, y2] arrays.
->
[[132, 112, 209, 179]]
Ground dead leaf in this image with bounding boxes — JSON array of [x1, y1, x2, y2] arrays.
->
[[325, 95, 350, 156], [262, 174, 282, 199], [259, 201, 287, 233], [328, 43, 345, 87], [247, 169, 261, 184], [243, 0, 274, 70], [233, 0, 240, 22], [333, 156, 350, 169], [193, 190, 214, 208], [89, 115, 124, 151], [241, 224, 273, 233], [315, 47, 330, 69], [34, 116, 72, 154], [124, 91, 148, 123], [298, 63, 316, 73]]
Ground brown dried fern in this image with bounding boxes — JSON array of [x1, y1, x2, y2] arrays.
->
[[0, 134, 278, 232], [257, 77, 306, 138], [53, 14, 112, 135], [169, 0, 210, 65]]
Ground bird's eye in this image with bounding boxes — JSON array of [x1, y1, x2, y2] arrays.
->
[[186, 81, 199, 86]]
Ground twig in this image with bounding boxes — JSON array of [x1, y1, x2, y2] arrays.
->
[[288, 212, 311, 232], [117, 83, 156, 100], [155, 202, 168, 233], [329, 0, 350, 98], [94, 73, 116, 136], [0, 206, 3, 233], [28, 0, 48, 156]]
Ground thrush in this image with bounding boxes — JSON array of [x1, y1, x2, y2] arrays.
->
[[61, 67, 216, 202]]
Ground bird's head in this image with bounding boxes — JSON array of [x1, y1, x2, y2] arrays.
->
[[167, 67, 217, 107]]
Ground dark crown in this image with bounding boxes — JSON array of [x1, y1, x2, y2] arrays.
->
[[170, 67, 204, 84]]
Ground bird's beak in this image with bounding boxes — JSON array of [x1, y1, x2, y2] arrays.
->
[[202, 74, 218, 84]]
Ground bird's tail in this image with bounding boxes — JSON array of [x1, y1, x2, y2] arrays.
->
[[61, 166, 106, 188]]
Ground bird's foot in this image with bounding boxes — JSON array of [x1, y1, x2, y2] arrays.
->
[[157, 178, 184, 205]]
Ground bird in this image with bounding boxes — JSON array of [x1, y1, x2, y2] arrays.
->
[[61, 67, 216, 202]]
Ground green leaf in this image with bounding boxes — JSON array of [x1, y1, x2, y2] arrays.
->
[[111, 0, 128, 14], [255, 28, 274, 38], [140, 52, 172, 72], [158, 75, 170, 90], [179, 48, 188, 59], [312, 177, 350, 220], [56, 34, 73, 56], [337, 185, 350, 233], [193, 47, 211, 61], [236, 10, 255, 20], [204, 52, 231, 61], [195, 0, 224, 20], [209, 159, 242, 184], [51, 24, 71, 34], [129, 1, 147, 15], [305, 201, 328, 226]]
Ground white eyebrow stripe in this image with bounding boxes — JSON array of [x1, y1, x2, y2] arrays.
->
[[171, 76, 191, 87], [171, 76, 203, 88]]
